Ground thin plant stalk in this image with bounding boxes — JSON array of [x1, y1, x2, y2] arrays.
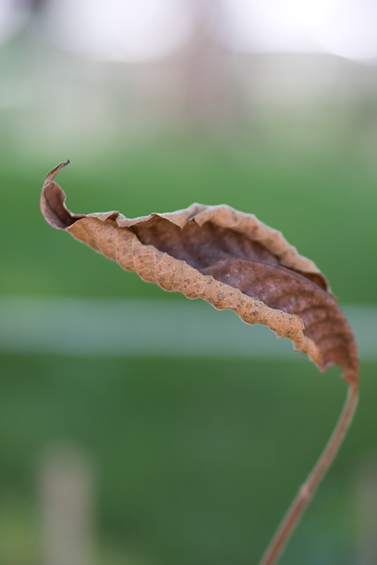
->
[[258, 382, 359, 565]]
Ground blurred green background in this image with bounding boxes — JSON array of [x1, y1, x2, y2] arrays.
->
[[1, 2, 377, 564]]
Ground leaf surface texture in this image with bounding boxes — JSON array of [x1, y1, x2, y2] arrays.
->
[[41, 162, 358, 385]]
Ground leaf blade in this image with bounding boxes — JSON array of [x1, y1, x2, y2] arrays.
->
[[40, 163, 358, 385]]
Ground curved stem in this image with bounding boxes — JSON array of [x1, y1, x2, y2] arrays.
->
[[258, 382, 359, 565]]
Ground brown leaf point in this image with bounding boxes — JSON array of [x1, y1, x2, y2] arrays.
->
[[40, 161, 84, 230], [45, 160, 71, 183]]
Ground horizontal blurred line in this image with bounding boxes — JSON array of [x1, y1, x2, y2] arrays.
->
[[0, 296, 376, 360]]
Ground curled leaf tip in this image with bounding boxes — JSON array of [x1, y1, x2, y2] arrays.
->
[[40, 161, 82, 230], [44, 160, 70, 185], [40, 163, 359, 385]]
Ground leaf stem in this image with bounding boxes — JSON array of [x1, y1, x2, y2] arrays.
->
[[258, 382, 359, 565]]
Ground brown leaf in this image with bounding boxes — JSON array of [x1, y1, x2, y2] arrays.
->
[[41, 162, 358, 386]]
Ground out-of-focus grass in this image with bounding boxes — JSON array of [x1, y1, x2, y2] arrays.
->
[[1, 100, 375, 565], [0, 353, 375, 565]]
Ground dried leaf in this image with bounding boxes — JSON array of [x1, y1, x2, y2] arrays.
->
[[41, 162, 358, 385]]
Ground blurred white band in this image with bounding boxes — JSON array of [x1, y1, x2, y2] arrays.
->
[[0, 296, 375, 359]]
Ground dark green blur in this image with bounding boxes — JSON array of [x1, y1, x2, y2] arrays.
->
[[1, 39, 377, 565], [1, 353, 376, 565]]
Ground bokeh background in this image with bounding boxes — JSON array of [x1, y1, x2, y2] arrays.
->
[[1, 1, 377, 564]]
